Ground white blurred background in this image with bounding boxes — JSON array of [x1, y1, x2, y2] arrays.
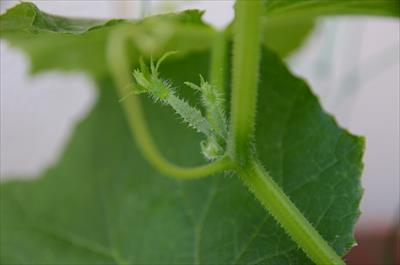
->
[[0, 0, 399, 232]]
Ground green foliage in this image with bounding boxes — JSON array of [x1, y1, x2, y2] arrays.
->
[[132, 54, 227, 160], [185, 76, 228, 160], [0, 50, 363, 265], [263, 0, 400, 18], [261, 0, 399, 57], [0, 1, 397, 264], [263, 17, 315, 58], [0, 2, 214, 77]]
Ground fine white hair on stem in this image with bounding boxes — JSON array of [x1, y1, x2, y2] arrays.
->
[[132, 52, 228, 160]]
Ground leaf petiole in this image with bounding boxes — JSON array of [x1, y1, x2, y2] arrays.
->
[[228, 0, 263, 164], [237, 160, 345, 265], [229, 1, 345, 264]]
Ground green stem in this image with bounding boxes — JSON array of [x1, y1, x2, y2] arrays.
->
[[228, 1, 344, 264], [237, 160, 344, 265], [107, 28, 233, 179], [209, 30, 227, 94], [228, 0, 263, 163]]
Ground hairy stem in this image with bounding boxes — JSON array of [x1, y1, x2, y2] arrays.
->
[[107, 28, 233, 179], [237, 160, 344, 265], [228, 0, 263, 163], [228, 1, 345, 264]]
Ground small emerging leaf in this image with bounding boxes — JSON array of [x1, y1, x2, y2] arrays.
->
[[132, 56, 213, 136], [200, 137, 225, 160], [185, 76, 228, 160], [132, 54, 228, 160], [185, 76, 227, 139]]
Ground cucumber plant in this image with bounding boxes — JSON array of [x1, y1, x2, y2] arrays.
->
[[0, 1, 398, 264]]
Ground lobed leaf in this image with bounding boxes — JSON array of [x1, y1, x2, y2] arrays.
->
[[1, 48, 364, 264], [1, 1, 388, 263], [0, 2, 215, 77]]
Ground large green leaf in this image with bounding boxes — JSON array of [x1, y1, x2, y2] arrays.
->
[[0, 2, 370, 264], [2, 1, 398, 70], [0, 48, 363, 264], [264, 0, 400, 18], [263, 17, 315, 58], [0, 2, 215, 77], [262, 0, 399, 57]]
